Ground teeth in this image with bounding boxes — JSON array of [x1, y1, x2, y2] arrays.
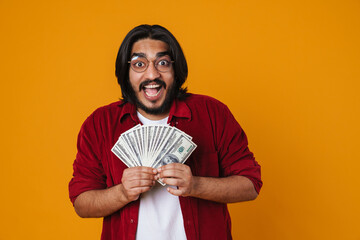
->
[[143, 83, 162, 97], [144, 84, 160, 89], [145, 88, 162, 97]]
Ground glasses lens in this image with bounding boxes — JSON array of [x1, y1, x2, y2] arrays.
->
[[155, 56, 172, 72], [130, 57, 148, 72]]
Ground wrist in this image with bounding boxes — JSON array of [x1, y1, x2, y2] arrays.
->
[[189, 176, 200, 197], [116, 184, 130, 205]]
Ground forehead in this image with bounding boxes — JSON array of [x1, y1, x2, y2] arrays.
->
[[131, 38, 169, 57]]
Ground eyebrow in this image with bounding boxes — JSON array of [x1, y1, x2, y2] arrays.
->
[[130, 51, 171, 59], [156, 51, 171, 58], [131, 52, 146, 58]]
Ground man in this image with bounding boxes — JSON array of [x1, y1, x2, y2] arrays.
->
[[69, 24, 262, 240]]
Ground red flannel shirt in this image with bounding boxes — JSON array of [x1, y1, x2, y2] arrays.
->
[[69, 94, 262, 240]]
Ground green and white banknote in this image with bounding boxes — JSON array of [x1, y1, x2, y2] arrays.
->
[[111, 124, 197, 185]]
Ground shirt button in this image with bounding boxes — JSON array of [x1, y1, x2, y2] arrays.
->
[[130, 219, 134, 224]]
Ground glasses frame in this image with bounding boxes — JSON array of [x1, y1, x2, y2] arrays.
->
[[128, 56, 175, 73]]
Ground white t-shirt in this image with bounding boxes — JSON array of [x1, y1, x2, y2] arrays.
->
[[135, 112, 187, 240]]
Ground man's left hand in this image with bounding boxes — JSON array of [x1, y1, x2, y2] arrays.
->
[[157, 163, 197, 197]]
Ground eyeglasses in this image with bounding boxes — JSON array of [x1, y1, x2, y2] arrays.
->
[[128, 55, 174, 73]]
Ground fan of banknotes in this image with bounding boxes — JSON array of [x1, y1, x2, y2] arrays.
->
[[111, 124, 197, 185]]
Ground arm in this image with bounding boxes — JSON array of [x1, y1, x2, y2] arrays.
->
[[74, 184, 127, 218], [158, 163, 258, 203], [74, 166, 158, 218]]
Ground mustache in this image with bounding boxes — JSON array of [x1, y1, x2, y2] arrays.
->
[[139, 79, 166, 91]]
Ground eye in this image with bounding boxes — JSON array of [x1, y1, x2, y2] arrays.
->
[[134, 61, 145, 68], [158, 60, 170, 66]]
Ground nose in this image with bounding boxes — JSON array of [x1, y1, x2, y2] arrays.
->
[[144, 62, 161, 80]]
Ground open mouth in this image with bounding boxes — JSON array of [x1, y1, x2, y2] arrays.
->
[[140, 79, 166, 99], [143, 84, 163, 97]]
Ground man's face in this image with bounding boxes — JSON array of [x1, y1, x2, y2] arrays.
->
[[129, 38, 175, 119]]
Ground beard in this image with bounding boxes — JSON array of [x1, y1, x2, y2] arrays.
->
[[129, 78, 177, 116]]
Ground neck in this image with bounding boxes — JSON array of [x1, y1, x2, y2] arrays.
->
[[137, 108, 170, 120]]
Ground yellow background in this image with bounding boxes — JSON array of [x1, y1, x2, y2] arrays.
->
[[1, 0, 359, 239]]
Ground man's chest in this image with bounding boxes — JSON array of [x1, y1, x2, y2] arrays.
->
[[100, 114, 220, 187]]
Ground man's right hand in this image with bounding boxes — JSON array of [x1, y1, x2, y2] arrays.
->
[[74, 166, 157, 218], [120, 166, 158, 203]]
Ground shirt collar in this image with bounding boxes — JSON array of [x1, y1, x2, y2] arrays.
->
[[118, 101, 138, 123], [118, 98, 192, 123], [168, 98, 192, 122]]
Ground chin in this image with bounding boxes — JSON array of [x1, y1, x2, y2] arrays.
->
[[137, 98, 172, 115], [132, 83, 177, 116]]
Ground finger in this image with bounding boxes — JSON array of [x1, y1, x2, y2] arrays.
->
[[132, 185, 154, 194], [162, 178, 185, 187], [141, 166, 158, 174], [158, 163, 185, 171], [159, 168, 184, 179], [166, 187, 183, 196], [126, 172, 157, 180], [125, 179, 155, 188], [123, 169, 157, 180], [126, 186, 153, 201], [125, 166, 157, 174]]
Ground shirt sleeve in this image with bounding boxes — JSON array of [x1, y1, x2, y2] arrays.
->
[[68, 113, 107, 204], [217, 105, 262, 194]]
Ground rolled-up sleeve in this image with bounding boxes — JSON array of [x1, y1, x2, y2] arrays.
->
[[69, 114, 107, 204], [217, 105, 262, 194]]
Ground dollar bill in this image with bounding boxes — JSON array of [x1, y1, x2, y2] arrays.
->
[[111, 124, 197, 185], [152, 135, 197, 169]]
